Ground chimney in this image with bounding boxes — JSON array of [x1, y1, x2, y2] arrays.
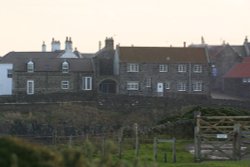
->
[[99, 41, 102, 50], [51, 38, 61, 51], [201, 36, 205, 45], [244, 36, 248, 43], [105, 37, 114, 50], [65, 37, 73, 52], [42, 41, 46, 52], [183, 41, 186, 48]]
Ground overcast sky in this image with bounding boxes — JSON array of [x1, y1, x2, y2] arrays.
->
[[0, 0, 250, 56]]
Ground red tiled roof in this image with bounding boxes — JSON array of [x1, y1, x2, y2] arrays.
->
[[119, 47, 207, 64], [224, 62, 250, 78]]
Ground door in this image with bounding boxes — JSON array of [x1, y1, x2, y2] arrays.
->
[[157, 82, 164, 96], [27, 80, 34, 95]]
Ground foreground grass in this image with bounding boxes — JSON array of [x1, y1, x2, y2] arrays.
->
[[1, 137, 250, 167]]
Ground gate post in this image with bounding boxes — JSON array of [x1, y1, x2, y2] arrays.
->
[[194, 112, 201, 162], [233, 124, 241, 160]]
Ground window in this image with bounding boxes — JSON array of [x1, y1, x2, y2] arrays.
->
[[27, 61, 34, 72], [27, 80, 34, 95], [177, 82, 186, 91], [242, 78, 250, 83], [83, 77, 92, 90], [61, 81, 69, 89], [62, 61, 69, 73], [192, 81, 203, 91], [159, 64, 168, 72], [165, 81, 170, 89], [7, 69, 12, 78], [193, 64, 202, 73], [177, 64, 187, 72], [127, 81, 139, 90], [145, 78, 151, 87], [127, 63, 139, 72]]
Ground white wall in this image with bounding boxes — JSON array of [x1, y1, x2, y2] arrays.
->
[[0, 64, 13, 95]]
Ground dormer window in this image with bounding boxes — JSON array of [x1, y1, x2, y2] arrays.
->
[[62, 61, 69, 73], [27, 61, 34, 73]]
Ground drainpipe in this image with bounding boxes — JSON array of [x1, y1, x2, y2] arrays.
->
[[189, 62, 192, 93]]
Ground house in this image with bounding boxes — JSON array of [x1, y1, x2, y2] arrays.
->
[[191, 36, 250, 92], [114, 46, 210, 97], [93, 37, 118, 94], [0, 63, 13, 95], [0, 37, 95, 95], [223, 57, 250, 98]]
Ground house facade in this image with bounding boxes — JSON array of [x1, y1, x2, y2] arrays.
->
[[0, 37, 95, 95], [114, 46, 210, 97], [0, 63, 13, 95]]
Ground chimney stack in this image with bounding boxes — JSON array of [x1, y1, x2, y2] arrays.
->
[[51, 38, 61, 51], [105, 37, 114, 50], [65, 36, 73, 52], [183, 41, 186, 48], [42, 41, 46, 52]]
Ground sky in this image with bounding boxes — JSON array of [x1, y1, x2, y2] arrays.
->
[[0, 0, 250, 56]]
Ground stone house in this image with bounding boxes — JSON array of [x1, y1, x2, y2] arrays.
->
[[0, 37, 95, 95], [223, 57, 250, 98], [114, 46, 210, 97]]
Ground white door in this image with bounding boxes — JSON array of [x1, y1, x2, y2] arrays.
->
[[27, 80, 34, 95], [157, 82, 164, 96]]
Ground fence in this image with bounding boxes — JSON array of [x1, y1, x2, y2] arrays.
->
[[194, 113, 250, 161]]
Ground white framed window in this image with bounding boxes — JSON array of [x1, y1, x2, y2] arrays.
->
[[159, 64, 168, 72], [127, 81, 139, 90], [127, 63, 139, 72], [193, 64, 202, 73], [83, 77, 92, 90], [27, 61, 34, 73], [61, 81, 69, 89], [165, 81, 170, 89], [62, 61, 69, 73], [192, 81, 203, 91], [177, 64, 187, 72], [27, 80, 34, 95], [242, 78, 250, 83], [145, 78, 151, 87], [177, 82, 186, 91], [7, 69, 12, 78]]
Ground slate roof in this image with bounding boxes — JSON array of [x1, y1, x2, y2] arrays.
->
[[118, 47, 207, 64], [224, 57, 250, 78], [1, 51, 93, 72]]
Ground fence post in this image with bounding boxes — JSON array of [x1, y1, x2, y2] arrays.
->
[[153, 137, 157, 161], [68, 135, 72, 148], [172, 137, 176, 163], [233, 124, 241, 160], [194, 112, 201, 162], [118, 127, 124, 159], [134, 123, 139, 158]]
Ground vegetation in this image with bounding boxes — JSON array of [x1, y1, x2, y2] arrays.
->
[[0, 137, 249, 167]]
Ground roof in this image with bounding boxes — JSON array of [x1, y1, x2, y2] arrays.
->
[[1, 51, 93, 72], [118, 47, 207, 64], [224, 57, 250, 78]]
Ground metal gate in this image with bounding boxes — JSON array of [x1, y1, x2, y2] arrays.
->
[[194, 114, 250, 161]]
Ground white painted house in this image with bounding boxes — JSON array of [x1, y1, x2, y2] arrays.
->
[[0, 64, 13, 95]]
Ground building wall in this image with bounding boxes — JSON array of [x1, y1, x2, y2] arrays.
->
[[224, 78, 250, 98], [0, 64, 13, 95], [118, 63, 209, 96], [13, 71, 94, 95]]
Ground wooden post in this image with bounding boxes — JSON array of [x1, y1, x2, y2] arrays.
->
[[153, 137, 158, 161], [102, 136, 105, 157], [118, 127, 124, 159], [164, 152, 167, 163], [194, 126, 201, 162], [134, 123, 139, 158], [233, 124, 241, 160], [172, 137, 176, 163], [194, 112, 201, 162], [68, 135, 72, 148]]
